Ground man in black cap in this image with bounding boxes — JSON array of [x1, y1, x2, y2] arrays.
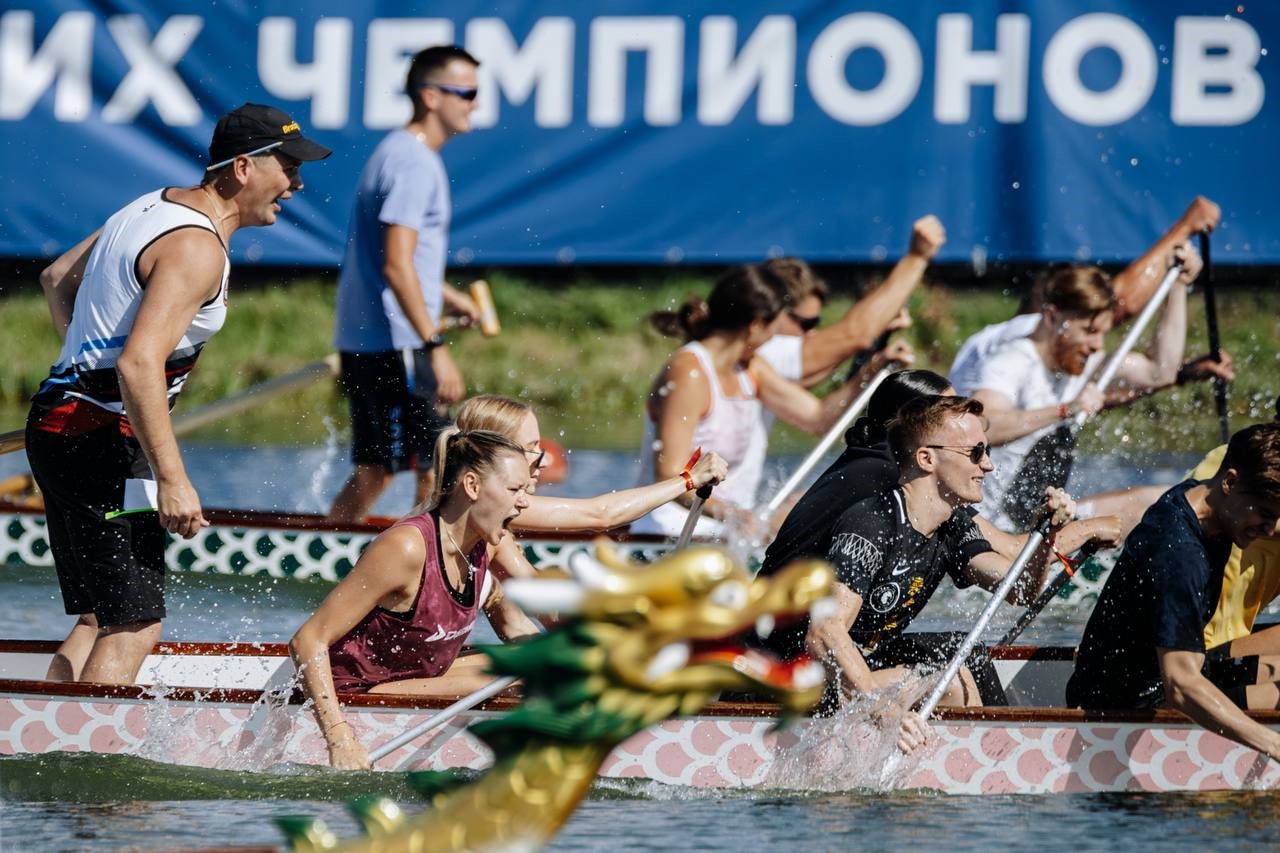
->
[[26, 103, 329, 685]]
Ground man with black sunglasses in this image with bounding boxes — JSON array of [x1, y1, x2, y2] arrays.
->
[[330, 45, 487, 523], [758, 395, 1074, 754]]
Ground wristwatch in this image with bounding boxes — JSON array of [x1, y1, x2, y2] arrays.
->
[[423, 334, 446, 349]]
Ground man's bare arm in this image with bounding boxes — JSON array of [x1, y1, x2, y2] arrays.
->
[[38, 229, 102, 340], [1160, 647, 1280, 761], [115, 230, 224, 539], [1111, 197, 1219, 322], [799, 216, 945, 381], [382, 224, 439, 342]]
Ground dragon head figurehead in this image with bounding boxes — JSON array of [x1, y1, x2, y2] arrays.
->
[[473, 541, 833, 754], [278, 543, 833, 852]]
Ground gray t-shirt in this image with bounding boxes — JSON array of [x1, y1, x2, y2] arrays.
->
[[334, 129, 450, 352]]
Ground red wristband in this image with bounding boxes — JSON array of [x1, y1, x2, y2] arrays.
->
[[1058, 403, 1070, 421], [680, 447, 702, 492]]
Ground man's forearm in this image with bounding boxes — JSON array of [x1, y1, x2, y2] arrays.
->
[[808, 625, 878, 697], [837, 254, 927, 350], [1168, 674, 1280, 759], [383, 265, 438, 342], [116, 358, 186, 483]]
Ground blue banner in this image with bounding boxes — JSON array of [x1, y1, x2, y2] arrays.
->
[[1, 2, 1275, 266]]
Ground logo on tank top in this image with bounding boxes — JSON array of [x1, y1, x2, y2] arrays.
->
[[422, 624, 473, 643], [868, 582, 902, 614]]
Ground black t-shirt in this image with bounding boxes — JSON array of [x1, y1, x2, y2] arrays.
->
[[761, 487, 992, 658], [758, 442, 900, 578], [1066, 480, 1233, 710]]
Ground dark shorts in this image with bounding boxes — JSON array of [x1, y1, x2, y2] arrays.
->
[[812, 631, 1009, 713], [1202, 645, 1260, 709], [24, 418, 166, 626], [339, 348, 452, 474]]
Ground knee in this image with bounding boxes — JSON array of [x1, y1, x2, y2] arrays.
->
[[100, 619, 162, 641], [77, 613, 100, 630]]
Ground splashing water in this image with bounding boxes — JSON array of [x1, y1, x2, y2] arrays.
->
[[762, 669, 933, 792], [126, 670, 323, 772], [301, 416, 345, 513]]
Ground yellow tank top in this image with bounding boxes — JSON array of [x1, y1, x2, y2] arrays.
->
[[1194, 445, 1280, 649]]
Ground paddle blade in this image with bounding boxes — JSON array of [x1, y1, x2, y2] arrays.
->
[[470, 279, 501, 336]]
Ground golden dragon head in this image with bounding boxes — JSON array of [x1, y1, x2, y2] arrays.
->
[[480, 541, 834, 744]]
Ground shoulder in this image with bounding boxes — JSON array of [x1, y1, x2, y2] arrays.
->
[[755, 335, 803, 381], [832, 490, 896, 534], [974, 339, 1039, 388], [371, 522, 429, 570]]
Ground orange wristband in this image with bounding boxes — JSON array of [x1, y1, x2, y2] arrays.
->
[[680, 447, 702, 492], [1057, 403, 1070, 420]]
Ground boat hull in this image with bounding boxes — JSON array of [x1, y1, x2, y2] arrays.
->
[[3, 686, 1276, 794], [2, 642, 1277, 795]]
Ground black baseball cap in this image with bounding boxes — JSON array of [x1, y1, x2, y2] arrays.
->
[[206, 103, 332, 170]]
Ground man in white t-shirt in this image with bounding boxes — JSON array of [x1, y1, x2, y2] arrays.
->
[[951, 196, 1224, 398], [970, 254, 1233, 532]]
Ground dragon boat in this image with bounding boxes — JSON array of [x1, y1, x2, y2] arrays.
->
[[0, 500, 1126, 612], [4, 639, 1278, 795]]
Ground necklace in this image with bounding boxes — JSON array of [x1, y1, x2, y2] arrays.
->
[[441, 522, 476, 580]]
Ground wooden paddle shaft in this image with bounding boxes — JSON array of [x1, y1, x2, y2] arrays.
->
[[366, 674, 518, 763], [674, 484, 714, 549], [1199, 230, 1230, 443], [918, 519, 1052, 722]]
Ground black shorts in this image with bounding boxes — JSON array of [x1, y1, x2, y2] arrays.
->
[[812, 631, 1009, 713], [339, 348, 452, 473], [24, 418, 166, 626], [1202, 645, 1260, 709]]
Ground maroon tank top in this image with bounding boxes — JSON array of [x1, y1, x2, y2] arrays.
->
[[328, 512, 490, 693]]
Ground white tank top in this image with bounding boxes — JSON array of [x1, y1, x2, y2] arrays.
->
[[631, 341, 767, 537], [35, 189, 230, 421]]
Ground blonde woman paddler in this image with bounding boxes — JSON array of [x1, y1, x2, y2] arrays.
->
[[290, 428, 541, 770], [451, 394, 729, 580]]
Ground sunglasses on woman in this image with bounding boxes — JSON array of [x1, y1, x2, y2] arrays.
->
[[525, 446, 546, 471], [788, 311, 821, 333], [926, 443, 990, 464]]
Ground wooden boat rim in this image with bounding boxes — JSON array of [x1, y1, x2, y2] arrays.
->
[[0, 638, 1077, 661], [0, 499, 668, 542], [5, 676, 1280, 725], [5, 639, 1279, 726]]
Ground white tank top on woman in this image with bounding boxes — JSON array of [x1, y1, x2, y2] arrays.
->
[[631, 341, 768, 537]]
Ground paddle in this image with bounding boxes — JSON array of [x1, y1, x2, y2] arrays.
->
[[366, 673, 518, 764], [1071, 261, 1184, 428], [0, 355, 341, 457], [760, 366, 894, 521], [1199, 230, 1230, 443], [995, 540, 1103, 647], [675, 483, 715, 550], [879, 515, 1055, 784]]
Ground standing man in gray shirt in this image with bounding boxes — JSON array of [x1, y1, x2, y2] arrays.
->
[[329, 45, 483, 522]]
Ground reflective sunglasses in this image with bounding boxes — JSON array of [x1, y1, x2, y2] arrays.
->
[[788, 311, 821, 333], [421, 83, 479, 102], [926, 443, 990, 464]]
